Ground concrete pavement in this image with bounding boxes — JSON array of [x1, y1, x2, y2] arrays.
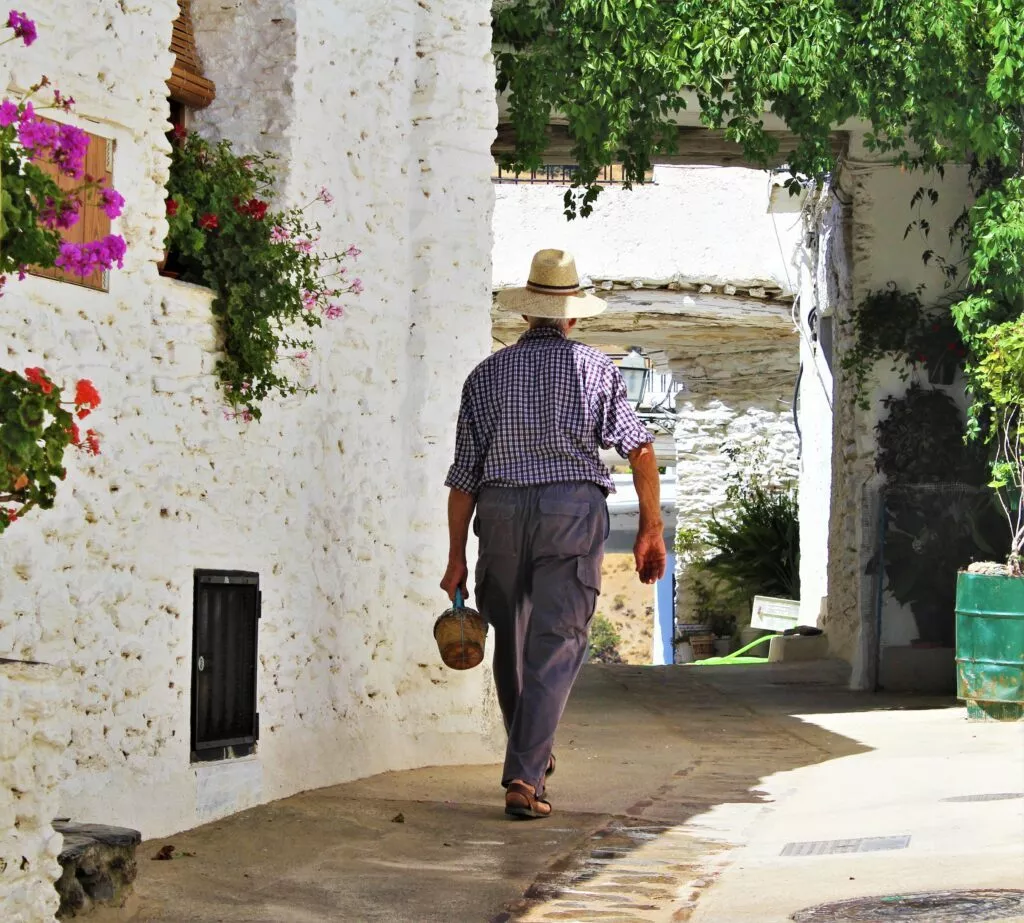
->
[[91, 661, 1024, 922]]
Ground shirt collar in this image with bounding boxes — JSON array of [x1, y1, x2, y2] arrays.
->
[[520, 326, 567, 342]]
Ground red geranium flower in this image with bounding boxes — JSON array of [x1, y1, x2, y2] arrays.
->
[[69, 422, 81, 444], [166, 198, 179, 217], [171, 123, 187, 141], [235, 197, 268, 221], [199, 213, 219, 231], [74, 379, 101, 412], [84, 429, 100, 456], [24, 367, 53, 394]]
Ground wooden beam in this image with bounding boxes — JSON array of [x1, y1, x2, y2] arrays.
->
[[493, 123, 848, 169]]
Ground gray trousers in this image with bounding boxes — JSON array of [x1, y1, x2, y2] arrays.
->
[[474, 482, 607, 795]]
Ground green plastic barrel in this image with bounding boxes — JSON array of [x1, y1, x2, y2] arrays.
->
[[955, 572, 1024, 721]]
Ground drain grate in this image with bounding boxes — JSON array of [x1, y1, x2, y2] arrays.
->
[[781, 835, 910, 857], [792, 889, 1024, 921], [942, 792, 1024, 803]]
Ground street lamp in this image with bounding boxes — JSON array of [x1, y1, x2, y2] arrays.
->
[[618, 348, 650, 410]]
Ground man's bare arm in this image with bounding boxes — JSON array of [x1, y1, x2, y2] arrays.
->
[[440, 487, 476, 601], [628, 443, 667, 584]]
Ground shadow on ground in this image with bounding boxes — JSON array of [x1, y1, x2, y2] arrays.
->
[[91, 660, 954, 923]]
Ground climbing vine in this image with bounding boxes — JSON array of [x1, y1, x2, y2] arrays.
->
[[842, 286, 967, 410]]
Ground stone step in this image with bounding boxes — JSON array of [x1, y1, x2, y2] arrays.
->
[[53, 821, 141, 919]]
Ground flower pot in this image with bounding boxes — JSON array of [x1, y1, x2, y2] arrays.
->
[[955, 571, 1024, 720]]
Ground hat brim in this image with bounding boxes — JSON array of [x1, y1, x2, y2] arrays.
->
[[495, 287, 607, 319]]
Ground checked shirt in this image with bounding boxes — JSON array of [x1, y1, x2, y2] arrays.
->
[[445, 326, 653, 495]]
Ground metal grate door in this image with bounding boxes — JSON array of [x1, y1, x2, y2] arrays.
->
[[191, 570, 260, 759]]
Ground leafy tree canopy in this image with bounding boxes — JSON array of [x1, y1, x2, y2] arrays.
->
[[494, 0, 1024, 216]]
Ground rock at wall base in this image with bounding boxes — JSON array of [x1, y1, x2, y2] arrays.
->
[[54, 822, 141, 919]]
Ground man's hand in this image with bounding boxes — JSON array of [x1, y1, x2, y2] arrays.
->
[[627, 442, 666, 585], [634, 526, 667, 585], [440, 557, 469, 602]]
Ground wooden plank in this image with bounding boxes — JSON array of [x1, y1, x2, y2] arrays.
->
[[167, 64, 215, 109], [493, 123, 849, 169]]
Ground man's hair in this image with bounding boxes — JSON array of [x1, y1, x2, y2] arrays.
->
[[526, 316, 572, 333]]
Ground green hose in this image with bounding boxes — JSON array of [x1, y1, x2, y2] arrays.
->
[[686, 632, 773, 666]]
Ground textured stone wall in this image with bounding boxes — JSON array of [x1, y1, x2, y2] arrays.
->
[[0, 662, 67, 923], [673, 395, 800, 626], [0, 0, 501, 852]]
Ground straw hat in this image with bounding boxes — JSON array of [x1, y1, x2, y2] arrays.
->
[[496, 249, 607, 319]]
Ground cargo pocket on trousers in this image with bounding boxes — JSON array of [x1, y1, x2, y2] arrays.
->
[[576, 554, 603, 625], [536, 498, 595, 557]]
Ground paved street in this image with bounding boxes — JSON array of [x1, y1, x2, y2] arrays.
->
[[94, 661, 1024, 922]]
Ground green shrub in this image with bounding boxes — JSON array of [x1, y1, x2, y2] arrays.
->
[[588, 614, 623, 663]]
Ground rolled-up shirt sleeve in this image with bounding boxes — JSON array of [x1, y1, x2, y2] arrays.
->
[[444, 380, 483, 494], [598, 364, 655, 457]]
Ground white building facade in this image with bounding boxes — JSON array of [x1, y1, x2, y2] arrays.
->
[[1, 1, 501, 915]]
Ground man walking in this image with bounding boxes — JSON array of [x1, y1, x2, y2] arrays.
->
[[441, 249, 667, 819]]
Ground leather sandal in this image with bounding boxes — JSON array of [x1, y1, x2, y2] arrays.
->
[[505, 781, 552, 819]]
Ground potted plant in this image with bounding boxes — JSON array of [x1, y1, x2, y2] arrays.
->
[[952, 179, 1024, 721]]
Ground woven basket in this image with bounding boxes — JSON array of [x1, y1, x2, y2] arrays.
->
[[689, 634, 716, 660], [433, 591, 487, 670]]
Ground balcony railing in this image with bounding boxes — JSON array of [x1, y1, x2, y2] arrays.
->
[[492, 164, 653, 185]]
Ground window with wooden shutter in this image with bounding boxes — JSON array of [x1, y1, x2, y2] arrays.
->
[[29, 127, 113, 292], [167, 0, 215, 109]]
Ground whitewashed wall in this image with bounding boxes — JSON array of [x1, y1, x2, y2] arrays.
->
[[494, 165, 803, 291], [0, 662, 66, 923], [0, 0, 500, 860]]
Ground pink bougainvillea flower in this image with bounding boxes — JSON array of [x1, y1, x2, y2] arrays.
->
[[295, 350, 309, 360], [349, 278, 364, 295], [301, 289, 317, 310], [0, 99, 18, 126], [7, 10, 36, 46], [198, 213, 219, 231], [40, 194, 81, 230], [345, 245, 361, 259], [52, 123, 90, 177], [270, 225, 290, 243], [55, 235, 127, 277], [293, 238, 313, 254], [323, 305, 344, 320], [99, 187, 125, 220], [317, 186, 334, 205], [53, 89, 75, 111]]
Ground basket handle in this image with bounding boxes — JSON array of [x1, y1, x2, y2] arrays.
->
[[454, 587, 465, 610]]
